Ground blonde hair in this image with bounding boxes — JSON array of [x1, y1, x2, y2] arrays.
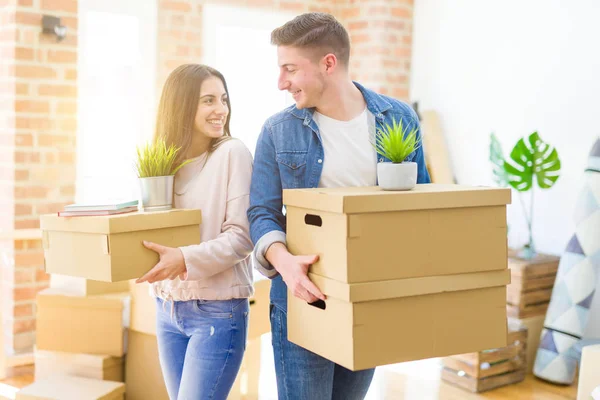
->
[[154, 64, 232, 166]]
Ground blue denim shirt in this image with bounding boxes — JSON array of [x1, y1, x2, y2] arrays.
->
[[248, 81, 431, 312]]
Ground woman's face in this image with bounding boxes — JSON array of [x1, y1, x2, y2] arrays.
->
[[194, 76, 229, 139]]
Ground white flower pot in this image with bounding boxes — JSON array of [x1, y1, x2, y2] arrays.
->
[[377, 162, 417, 191], [139, 175, 174, 211]]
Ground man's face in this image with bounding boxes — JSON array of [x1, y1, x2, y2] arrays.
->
[[277, 46, 326, 109]]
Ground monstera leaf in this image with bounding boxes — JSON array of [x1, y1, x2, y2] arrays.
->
[[490, 132, 509, 187], [504, 132, 561, 192]]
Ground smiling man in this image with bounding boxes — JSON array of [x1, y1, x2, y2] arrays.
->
[[248, 12, 430, 399]]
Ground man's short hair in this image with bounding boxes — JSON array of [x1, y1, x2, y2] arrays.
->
[[271, 12, 350, 66]]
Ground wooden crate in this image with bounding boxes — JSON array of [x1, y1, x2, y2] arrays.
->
[[442, 321, 527, 392], [506, 252, 559, 318]]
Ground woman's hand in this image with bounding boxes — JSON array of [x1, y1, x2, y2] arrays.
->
[[136, 241, 188, 284]]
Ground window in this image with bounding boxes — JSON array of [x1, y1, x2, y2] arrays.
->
[[202, 5, 294, 155]]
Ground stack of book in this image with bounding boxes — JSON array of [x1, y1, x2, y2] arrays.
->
[[58, 200, 139, 217]]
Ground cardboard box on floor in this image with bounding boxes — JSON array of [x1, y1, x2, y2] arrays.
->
[[36, 290, 130, 357], [125, 330, 169, 400], [248, 278, 271, 340], [16, 375, 125, 400], [34, 349, 124, 382], [577, 344, 600, 400], [40, 209, 202, 282], [284, 184, 512, 370], [50, 274, 129, 296], [129, 280, 156, 336]]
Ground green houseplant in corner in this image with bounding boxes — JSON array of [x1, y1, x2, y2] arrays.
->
[[490, 131, 561, 259], [135, 137, 192, 211], [372, 118, 422, 191]]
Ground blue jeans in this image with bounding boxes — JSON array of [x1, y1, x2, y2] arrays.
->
[[270, 305, 375, 399], [155, 297, 249, 400]]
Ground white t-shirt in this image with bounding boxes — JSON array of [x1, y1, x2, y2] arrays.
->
[[313, 108, 377, 188]]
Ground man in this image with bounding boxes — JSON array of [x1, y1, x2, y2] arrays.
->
[[248, 12, 431, 399]]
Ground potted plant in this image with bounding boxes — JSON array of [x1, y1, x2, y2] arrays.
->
[[134, 138, 192, 211], [372, 118, 422, 191], [490, 131, 561, 259]]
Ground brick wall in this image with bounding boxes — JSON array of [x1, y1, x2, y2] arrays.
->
[[340, 0, 414, 100], [1, 0, 78, 355], [156, 0, 413, 102]]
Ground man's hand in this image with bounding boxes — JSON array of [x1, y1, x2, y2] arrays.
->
[[266, 243, 326, 303], [136, 241, 187, 284]]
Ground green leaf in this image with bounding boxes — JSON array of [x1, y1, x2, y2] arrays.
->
[[504, 131, 561, 192], [134, 137, 189, 178], [490, 132, 509, 187], [371, 117, 421, 163]]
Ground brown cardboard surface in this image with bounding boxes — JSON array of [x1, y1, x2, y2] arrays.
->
[[309, 269, 510, 302], [577, 344, 600, 400], [125, 330, 169, 400], [288, 276, 509, 371], [282, 184, 511, 214], [248, 279, 271, 340], [16, 375, 125, 400], [285, 185, 510, 283], [50, 274, 129, 296], [34, 349, 124, 382], [36, 290, 130, 357], [40, 209, 201, 234], [41, 209, 202, 282], [129, 280, 156, 336]]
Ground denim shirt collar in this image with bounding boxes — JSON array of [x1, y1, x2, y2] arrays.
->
[[289, 81, 393, 124]]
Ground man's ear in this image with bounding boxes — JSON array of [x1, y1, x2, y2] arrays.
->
[[322, 53, 338, 74]]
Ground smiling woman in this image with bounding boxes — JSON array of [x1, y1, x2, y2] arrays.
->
[[134, 63, 255, 400]]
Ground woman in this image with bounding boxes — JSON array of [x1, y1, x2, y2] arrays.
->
[[136, 64, 254, 400]]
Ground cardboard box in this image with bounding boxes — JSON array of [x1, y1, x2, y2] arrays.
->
[[517, 315, 545, 374], [125, 330, 169, 400], [40, 209, 202, 282], [288, 269, 510, 371], [16, 375, 125, 400], [50, 274, 129, 296], [284, 185, 510, 283], [129, 280, 156, 336], [577, 344, 600, 400], [248, 279, 271, 340], [36, 290, 130, 357], [34, 349, 124, 382]]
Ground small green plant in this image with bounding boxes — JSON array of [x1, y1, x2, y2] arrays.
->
[[490, 131, 561, 258], [135, 137, 192, 178], [371, 118, 421, 163]]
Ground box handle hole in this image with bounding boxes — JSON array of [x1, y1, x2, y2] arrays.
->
[[304, 214, 322, 227], [308, 299, 326, 310]]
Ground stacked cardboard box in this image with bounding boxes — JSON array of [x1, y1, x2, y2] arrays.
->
[[441, 319, 528, 392], [506, 252, 560, 319], [34, 209, 202, 396], [30, 280, 128, 397], [284, 184, 512, 371], [126, 280, 169, 400], [231, 278, 271, 399], [40, 209, 202, 282]]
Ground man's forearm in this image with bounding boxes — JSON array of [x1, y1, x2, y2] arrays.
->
[[265, 242, 291, 272]]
